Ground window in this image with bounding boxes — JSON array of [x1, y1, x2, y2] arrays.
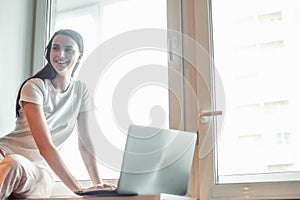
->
[[51, 0, 169, 181], [212, 0, 300, 184], [200, 0, 300, 198]]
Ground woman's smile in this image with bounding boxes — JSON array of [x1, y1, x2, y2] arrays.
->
[[54, 58, 70, 67]]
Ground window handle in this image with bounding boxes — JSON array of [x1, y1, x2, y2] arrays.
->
[[200, 110, 223, 124], [200, 110, 222, 117]]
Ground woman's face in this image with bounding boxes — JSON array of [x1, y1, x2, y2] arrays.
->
[[49, 34, 81, 78]]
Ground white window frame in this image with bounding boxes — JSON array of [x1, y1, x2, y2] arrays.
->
[[193, 0, 300, 199], [32, 0, 54, 73]]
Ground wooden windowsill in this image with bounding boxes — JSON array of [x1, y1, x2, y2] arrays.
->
[[28, 193, 197, 200]]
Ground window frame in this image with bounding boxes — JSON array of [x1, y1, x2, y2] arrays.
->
[[32, 0, 54, 73], [194, 0, 300, 199]]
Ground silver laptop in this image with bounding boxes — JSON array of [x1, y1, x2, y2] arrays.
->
[[75, 124, 197, 196]]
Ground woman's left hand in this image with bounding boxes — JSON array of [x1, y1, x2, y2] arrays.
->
[[91, 182, 117, 190]]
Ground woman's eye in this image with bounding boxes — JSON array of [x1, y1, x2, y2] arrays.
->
[[65, 48, 74, 53], [52, 46, 59, 51]]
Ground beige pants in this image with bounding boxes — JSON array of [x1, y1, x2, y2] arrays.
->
[[0, 151, 53, 199]]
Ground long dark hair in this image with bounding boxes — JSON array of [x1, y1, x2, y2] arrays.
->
[[15, 29, 84, 117]]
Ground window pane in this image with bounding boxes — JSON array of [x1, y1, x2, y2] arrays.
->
[[212, 0, 300, 183], [53, 0, 168, 180]]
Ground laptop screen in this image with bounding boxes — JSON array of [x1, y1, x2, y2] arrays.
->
[[117, 124, 197, 195]]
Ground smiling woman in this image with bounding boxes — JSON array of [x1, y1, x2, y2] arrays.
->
[[0, 29, 115, 199]]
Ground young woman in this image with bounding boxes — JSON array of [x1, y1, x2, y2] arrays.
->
[[0, 29, 114, 198]]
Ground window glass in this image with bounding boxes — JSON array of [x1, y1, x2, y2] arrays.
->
[[212, 0, 300, 183], [53, 0, 168, 180]]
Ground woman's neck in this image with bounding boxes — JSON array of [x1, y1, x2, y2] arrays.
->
[[51, 76, 71, 93]]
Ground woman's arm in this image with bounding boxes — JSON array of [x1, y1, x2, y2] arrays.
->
[[22, 101, 82, 191], [77, 111, 102, 185], [77, 111, 116, 189]]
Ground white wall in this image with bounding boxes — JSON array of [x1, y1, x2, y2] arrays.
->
[[0, 0, 35, 135]]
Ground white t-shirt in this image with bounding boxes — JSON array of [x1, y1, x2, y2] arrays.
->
[[0, 78, 92, 174]]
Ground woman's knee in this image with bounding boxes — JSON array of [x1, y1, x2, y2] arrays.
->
[[0, 155, 25, 199], [0, 155, 54, 198]]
